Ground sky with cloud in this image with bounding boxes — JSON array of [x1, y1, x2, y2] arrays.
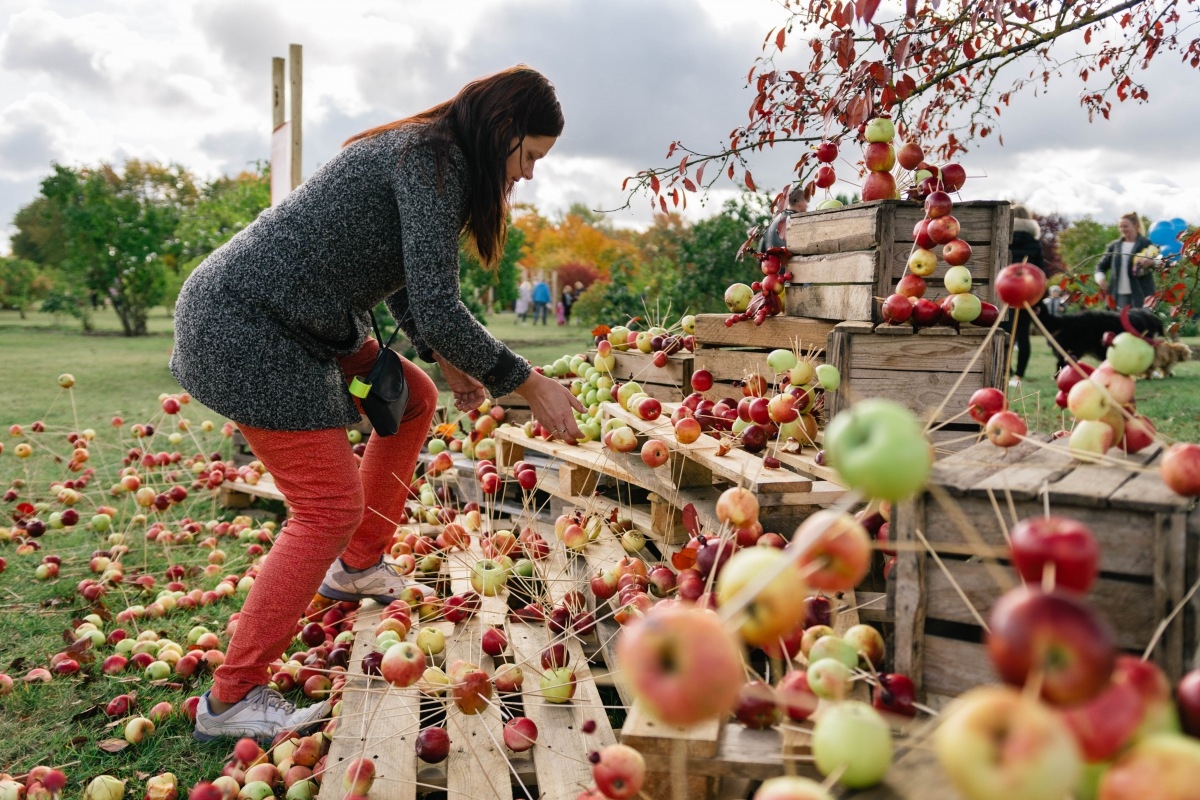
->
[[1, 0, 1197, 253]]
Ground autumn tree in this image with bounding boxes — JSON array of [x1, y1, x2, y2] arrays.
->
[[624, 0, 1200, 210], [0, 257, 52, 318]]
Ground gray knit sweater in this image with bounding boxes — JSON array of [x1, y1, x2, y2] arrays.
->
[[170, 127, 530, 431]]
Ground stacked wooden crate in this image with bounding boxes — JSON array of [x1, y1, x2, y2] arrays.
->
[[786, 199, 1012, 452], [890, 437, 1199, 708], [604, 348, 694, 403]]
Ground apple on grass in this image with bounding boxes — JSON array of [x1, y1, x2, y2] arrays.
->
[[935, 686, 1081, 800]]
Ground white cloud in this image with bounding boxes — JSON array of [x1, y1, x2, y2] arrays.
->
[[0, 0, 1197, 253]]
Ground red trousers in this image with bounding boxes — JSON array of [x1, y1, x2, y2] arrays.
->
[[211, 340, 439, 704]]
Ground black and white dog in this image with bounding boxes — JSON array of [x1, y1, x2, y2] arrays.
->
[[1035, 306, 1165, 369]]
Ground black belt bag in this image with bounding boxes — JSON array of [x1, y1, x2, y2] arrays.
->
[[348, 312, 410, 437]]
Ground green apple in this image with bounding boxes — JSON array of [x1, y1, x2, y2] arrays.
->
[[947, 292, 981, 323], [766, 349, 798, 373], [1107, 333, 1155, 376], [815, 364, 841, 391], [907, 248, 938, 277], [823, 399, 932, 502], [812, 701, 894, 788], [943, 265, 973, 294], [788, 361, 816, 386], [617, 381, 644, 409], [540, 667, 577, 704], [415, 627, 445, 656], [817, 199, 843, 209], [680, 315, 696, 335], [469, 559, 508, 596], [725, 283, 754, 313], [864, 116, 895, 143]]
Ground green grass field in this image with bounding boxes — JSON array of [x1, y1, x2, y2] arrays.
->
[[1, 304, 1197, 794]]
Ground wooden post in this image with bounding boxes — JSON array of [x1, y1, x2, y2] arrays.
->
[[271, 57, 285, 130], [289, 43, 303, 190]]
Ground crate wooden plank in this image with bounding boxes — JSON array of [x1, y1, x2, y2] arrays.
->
[[893, 203, 1007, 244], [787, 251, 880, 284], [845, 333, 987, 373], [923, 635, 995, 699], [843, 368, 979, 423], [923, 559, 1155, 650], [769, 447, 845, 485], [607, 349, 693, 388], [969, 441, 1077, 500], [1109, 453, 1195, 513], [693, 348, 777, 384], [693, 313, 835, 351], [784, 283, 875, 322], [787, 203, 882, 254], [887, 244, 999, 281], [925, 435, 1048, 494], [222, 474, 287, 504]]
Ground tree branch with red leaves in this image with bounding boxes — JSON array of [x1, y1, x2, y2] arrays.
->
[[618, 0, 1199, 212]]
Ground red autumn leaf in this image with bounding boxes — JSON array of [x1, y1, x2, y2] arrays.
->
[[683, 178, 697, 192], [745, 171, 757, 191], [905, 0, 917, 17], [649, 174, 660, 194], [860, 0, 882, 24], [776, 27, 787, 51], [591, 325, 611, 337], [682, 503, 701, 537], [695, 163, 706, 185], [671, 547, 697, 571]]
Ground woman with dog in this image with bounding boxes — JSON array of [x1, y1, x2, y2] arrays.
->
[[1095, 212, 1156, 310], [1005, 205, 1046, 387]]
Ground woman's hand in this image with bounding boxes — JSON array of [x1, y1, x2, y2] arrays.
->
[[516, 370, 586, 444], [435, 353, 487, 412]]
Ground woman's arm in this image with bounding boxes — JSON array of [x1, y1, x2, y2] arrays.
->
[[390, 142, 530, 397]]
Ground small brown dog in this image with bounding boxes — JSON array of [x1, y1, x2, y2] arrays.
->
[[1143, 341, 1192, 379]]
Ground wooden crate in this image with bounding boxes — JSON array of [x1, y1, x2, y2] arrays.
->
[[824, 321, 1006, 452], [603, 349, 694, 403], [785, 200, 1011, 325], [890, 437, 1199, 707], [692, 314, 835, 403]]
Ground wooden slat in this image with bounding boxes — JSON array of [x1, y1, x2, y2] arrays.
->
[[891, 496, 927, 696], [318, 605, 421, 800], [893, 203, 1006, 245], [922, 635, 995, 699], [784, 283, 875, 322], [1109, 453, 1196, 513], [844, 367, 979, 424], [845, 333, 987, 373], [886, 244, 999, 281], [970, 441, 1076, 500], [787, 203, 881, 254], [923, 559, 1155, 650], [225, 474, 287, 504], [693, 314, 835, 351], [607, 350, 693, 388], [692, 348, 777, 384], [787, 251, 880, 284], [926, 436, 1047, 494]]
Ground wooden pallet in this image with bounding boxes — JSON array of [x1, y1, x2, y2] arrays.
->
[[784, 200, 1011, 325], [890, 436, 1199, 707], [318, 535, 618, 799]]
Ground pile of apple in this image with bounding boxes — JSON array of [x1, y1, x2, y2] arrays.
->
[[589, 315, 697, 361], [930, 512, 1200, 800]]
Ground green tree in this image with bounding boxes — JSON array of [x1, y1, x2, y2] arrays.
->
[[0, 257, 52, 318], [458, 223, 525, 323], [1059, 218, 1118, 274], [166, 168, 270, 311], [10, 196, 66, 269], [39, 160, 198, 336], [660, 191, 775, 316]]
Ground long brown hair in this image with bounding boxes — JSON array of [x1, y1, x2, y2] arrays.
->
[[345, 66, 563, 266]]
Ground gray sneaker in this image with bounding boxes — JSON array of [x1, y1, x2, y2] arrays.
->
[[318, 557, 434, 605], [193, 685, 329, 742]]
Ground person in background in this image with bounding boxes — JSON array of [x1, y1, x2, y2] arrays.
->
[[532, 279, 551, 325], [1096, 212, 1156, 310], [515, 279, 532, 323], [171, 66, 584, 742], [1004, 204, 1047, 388], [1045, 285, 1065, 316], [560, 282, 574, 325]]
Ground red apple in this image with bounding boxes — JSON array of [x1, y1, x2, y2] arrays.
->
[[861, 171, 897, 201], [872, 673, 918, 720], [778, 669, 820, 722], [1008, 516, 1099, 593], [973, 301, 1000, 327], [986, 586, 1116, 707], [896, 273, 927, 299], [941, 238, 972, 266], [735, 680, 782, 729], [863, 142, 895, 172], [503, 716, 538, 752], [591, 744, 646, 800], [939, 163, 966, 192], [815, 141, 838, 163], [640, 439, 669, 468], [968, 387, 1006, 424], [911, 297, 941, 327], [896, 141, 923, 170], [927, 215, 960, 245], [1162, 443, 1200, 497], [815, 165, 836, 188], [1099, 733, 1200, 799], [789, 510, 871, 593], [985, 410, 1027, 448], [379, 642, 426, 688], [913, 219, 937, 249], [415, 726, 450, 763], [881, 293, 913, 325], [690, 369, 714, 393], [996, 262, 1048, 308]]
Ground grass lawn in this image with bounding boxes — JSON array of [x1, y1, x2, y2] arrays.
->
[[1, 304, 1197, 795]]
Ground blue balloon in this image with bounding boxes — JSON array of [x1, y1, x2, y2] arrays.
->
[[1159, 240, 1182, 258], [1171, 217, 1188, 232], [1149, 220, 1177, 246]]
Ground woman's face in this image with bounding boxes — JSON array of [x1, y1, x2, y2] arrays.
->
[[506, 134, 556, 193], [1118, 218, 1138, 240]]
